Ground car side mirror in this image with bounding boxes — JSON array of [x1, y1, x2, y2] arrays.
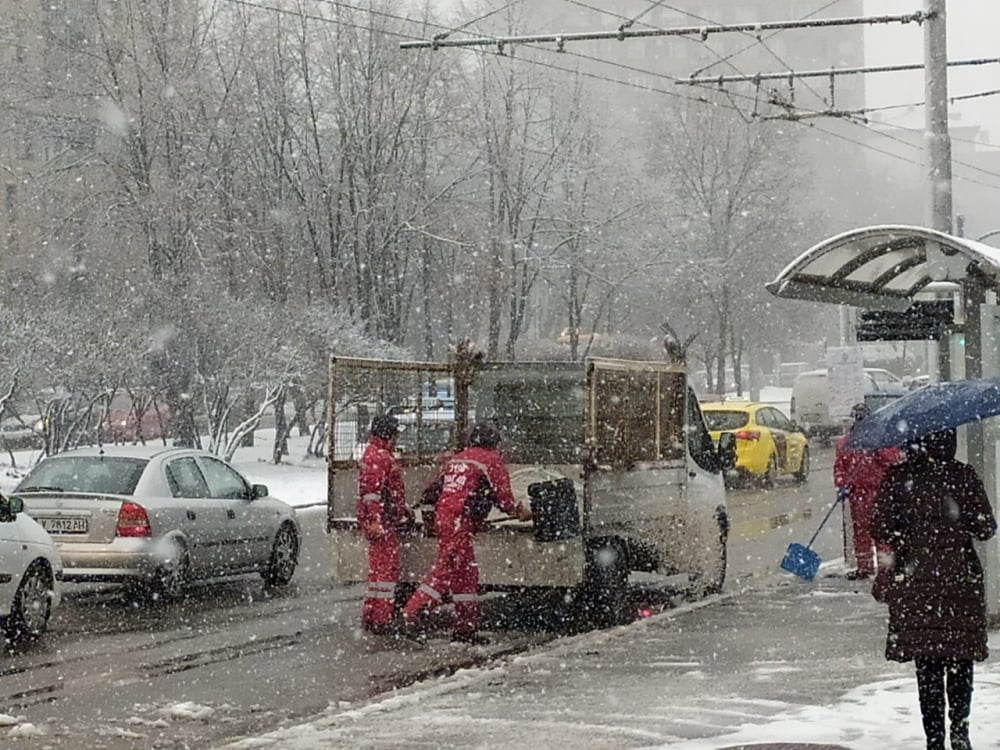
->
[[0, 494, 21, 522], [717, 432, 737, 472], [251, 483, 269, 500]]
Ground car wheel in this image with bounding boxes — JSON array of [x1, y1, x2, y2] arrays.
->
[[153, 543, 190, 601], [3, 562, 52, 641], [794, 448, 811, 483], [761, 454, 778, 489], [263, 523, 299, 587]]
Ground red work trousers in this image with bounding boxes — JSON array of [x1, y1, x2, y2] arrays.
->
[[402, 510, 479, 637], [847, 487, 888, 577], [361, 531, 401, 631]]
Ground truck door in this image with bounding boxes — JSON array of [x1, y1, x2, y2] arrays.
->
[[584, 359, 688, 538]]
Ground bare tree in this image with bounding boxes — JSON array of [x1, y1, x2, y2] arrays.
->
[[647, 97, 806, 391]]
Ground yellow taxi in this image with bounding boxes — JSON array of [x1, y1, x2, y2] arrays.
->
[[700, 401, 810, 488]]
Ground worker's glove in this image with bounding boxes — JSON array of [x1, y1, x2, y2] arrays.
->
[[515, 505, 533, 523], [397, 512, 417, 535], [365, 522, 385, 540]]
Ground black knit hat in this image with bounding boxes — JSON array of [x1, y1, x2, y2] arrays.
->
[[467, 423, 502, 449], [850, 402, 870, 423], [371, 414, 401, 440]]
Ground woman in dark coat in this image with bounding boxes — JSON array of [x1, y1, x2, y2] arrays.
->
[[872, 428, 997, 750]]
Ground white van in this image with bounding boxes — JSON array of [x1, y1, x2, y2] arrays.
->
[[789, 367, 905, 441]]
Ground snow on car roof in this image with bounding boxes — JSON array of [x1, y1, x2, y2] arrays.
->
[[46, 445, 200, 460]]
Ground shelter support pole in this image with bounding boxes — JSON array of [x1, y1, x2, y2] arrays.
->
[[976, 295, 1000, 623]]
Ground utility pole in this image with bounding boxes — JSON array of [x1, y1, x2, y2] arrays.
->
[[924, 0, 952, 235], [926, 0, 1000, 623], [924, 0, 954, 387]]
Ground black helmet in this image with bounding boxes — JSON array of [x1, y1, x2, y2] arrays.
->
[[371, 414, 401, 440], [467, 423, 502, 449]]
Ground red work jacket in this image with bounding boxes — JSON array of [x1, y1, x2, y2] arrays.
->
[[436, 446, 523, 522], [834, 436, 899, 495], [356, 436, 408, 534]]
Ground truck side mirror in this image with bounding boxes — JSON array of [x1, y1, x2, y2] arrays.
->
[[717, 432, 737, 471], [0, 494, 21, 523]]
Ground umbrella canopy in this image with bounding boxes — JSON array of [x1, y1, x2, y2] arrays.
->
[[843, 378, 1000, 451]]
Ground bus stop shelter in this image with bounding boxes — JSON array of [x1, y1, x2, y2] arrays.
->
[[766, 224, 1000, 620]]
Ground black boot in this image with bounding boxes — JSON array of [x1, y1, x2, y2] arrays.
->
[[947, 660, 974, 750], [950, 727, 972, 750], [915, 658, 947, 750], [451, 632, 489, 646]]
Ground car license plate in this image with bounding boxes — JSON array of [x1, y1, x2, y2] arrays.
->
[[38, 517, 88, 534]]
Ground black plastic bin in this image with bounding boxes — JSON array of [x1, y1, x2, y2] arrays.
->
[[528, 478, 581, 542]]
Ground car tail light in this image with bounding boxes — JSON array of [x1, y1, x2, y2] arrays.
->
[[733, 430, 761, 442], [116, 502, 152, 537]]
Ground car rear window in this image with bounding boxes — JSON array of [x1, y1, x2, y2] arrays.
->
[[703, 411, 749, 431], [16, 457, 148, 495]]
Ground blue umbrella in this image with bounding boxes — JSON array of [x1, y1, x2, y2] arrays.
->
[[843, 378, 1000, 451]]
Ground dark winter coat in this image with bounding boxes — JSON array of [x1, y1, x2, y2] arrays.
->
[[872, 433, 997, 663]]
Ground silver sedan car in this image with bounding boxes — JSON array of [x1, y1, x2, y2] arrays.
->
[[12, 446, 300, 598]]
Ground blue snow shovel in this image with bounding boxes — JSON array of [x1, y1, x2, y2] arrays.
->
[[780, 491, 845, 581]]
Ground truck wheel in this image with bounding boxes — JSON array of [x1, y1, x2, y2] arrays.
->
[[580, 540, 631, 629], [703, 506, 728, 595]]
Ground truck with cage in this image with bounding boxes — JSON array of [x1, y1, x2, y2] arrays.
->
[[325, 345, 735, 628]]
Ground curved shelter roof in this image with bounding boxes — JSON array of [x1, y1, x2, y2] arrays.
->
[[766, 225, 1000, 311]]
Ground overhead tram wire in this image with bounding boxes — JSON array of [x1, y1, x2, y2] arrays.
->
[[839, 115, 1000, 182], [621, 0, 669, 29], [428, 0, 525, 46], [691, 0, 844, 77], [552, 0, 758, 107], [226, 0, 1000, 191], [398, 12, 934, 50], [642, 2, 833, 109]]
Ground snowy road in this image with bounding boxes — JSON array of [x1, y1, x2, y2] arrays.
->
[[0, 448, 842, 748]]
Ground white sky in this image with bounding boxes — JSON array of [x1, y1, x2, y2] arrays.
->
[[864, 0, 1000, 139]]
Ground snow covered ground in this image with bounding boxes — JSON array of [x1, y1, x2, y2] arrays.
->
[[216, 599, 1000, 750], [4, 428, 999, 749]]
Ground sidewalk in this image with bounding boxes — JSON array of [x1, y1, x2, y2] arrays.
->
[[221, 564, 1000, 749]]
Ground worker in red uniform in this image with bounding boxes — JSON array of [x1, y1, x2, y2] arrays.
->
[[401, 424, 532, 645], [357, 414, 414, 634], [834, 402, 900, 580]]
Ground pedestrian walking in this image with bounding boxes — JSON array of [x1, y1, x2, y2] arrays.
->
[[834, 402, 899, 579], [872, 428, 997, 750], [401, 423, 532, 645], [357, 414, 414, 634]]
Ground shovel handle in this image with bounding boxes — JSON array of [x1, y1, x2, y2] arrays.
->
[[806, 492, 845, 550]]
